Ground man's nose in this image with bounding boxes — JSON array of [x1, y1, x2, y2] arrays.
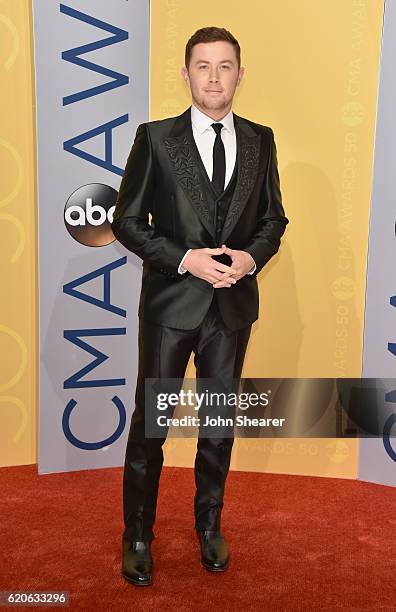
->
[[209, 68, 219, 82]]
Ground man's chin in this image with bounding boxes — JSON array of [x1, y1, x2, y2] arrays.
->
[[200, 99, 228, 113], [204, 98, 225, 106]]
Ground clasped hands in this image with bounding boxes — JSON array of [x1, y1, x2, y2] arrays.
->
[[183, 244, 255, 289]]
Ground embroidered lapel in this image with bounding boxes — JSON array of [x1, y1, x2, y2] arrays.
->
[[162, 107, 261, 244], [163, 108, 215, 240], [220, 115, 261, 244]]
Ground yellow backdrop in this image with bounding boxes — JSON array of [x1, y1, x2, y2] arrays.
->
[[0, 0, 37, 467], [0, 0, 384, 478], [150, 0, 384, 478]]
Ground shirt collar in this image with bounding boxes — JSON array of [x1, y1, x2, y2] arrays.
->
[[191, 103, 235, 135]]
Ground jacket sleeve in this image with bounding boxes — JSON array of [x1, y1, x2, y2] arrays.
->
[[111, 123, 187, 278], [243, 128, 289, 276]]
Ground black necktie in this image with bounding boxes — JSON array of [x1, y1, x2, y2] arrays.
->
[[211, 122, 225, 195]]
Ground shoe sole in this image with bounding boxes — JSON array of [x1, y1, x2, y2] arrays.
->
[[200, 559, 229, 572], [121, 570, 153, 586]]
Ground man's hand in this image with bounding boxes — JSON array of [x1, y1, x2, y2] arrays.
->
[[183, 246, 238, 288], [219, 245, 256, 282]]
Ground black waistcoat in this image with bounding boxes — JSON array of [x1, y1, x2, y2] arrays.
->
[[191, 138, 238, 246]]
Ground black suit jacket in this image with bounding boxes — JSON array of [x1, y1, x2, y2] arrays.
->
[[111, 106, 288, 330]]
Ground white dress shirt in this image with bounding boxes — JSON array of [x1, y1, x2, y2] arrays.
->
[[177, 104, 256, 275]]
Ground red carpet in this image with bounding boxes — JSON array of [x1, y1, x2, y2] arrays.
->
[[0, 464, 395, 611]]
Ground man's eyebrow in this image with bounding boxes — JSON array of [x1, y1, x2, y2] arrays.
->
[[195, 59, 234, 64]]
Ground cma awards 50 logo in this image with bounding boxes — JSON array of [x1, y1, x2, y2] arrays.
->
[[64, 183, 117, 247]]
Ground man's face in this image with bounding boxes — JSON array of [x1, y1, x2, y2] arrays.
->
[[181, 41, 244, 118]]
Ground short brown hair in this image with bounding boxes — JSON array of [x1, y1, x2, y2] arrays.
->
[[185, 27, 241, 69]]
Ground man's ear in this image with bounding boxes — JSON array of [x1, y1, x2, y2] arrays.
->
[[181, 66, 190, 86], [237, 66, 245, 86]]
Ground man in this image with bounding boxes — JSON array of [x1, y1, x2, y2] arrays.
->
[[111, 26, 288, 586]]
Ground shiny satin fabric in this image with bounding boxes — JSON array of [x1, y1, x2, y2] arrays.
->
[[123, 295, 252, 542], [111, 106, 289, 331]]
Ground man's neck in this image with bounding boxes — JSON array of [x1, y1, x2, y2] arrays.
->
[[192, 101, 232, 122]]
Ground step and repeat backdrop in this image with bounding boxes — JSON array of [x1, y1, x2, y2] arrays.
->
[[360, 0, 396, 486], [1, 0, 394, 486], [32, 0, 149, 473]]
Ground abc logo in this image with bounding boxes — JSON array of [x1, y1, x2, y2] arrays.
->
[[64, 183, 118, 247]]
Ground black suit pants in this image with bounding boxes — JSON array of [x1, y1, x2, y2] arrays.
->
[[123, 293, 252, 542]]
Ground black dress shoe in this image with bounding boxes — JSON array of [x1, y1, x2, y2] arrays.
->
[[197, 530, 230, 571], [121, 539, 153, 586]]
